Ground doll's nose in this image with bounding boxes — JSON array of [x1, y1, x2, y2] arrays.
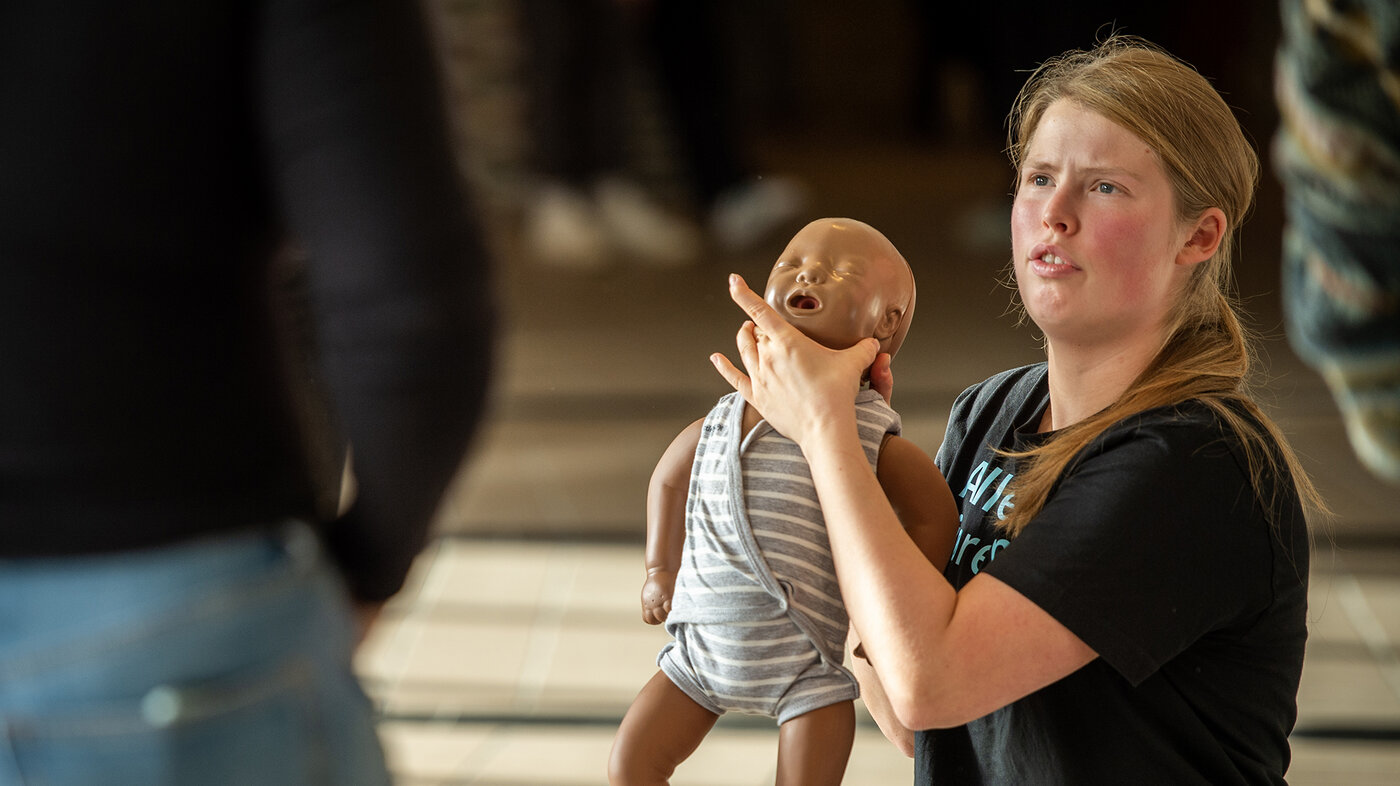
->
[[795, 266, 825, 284]]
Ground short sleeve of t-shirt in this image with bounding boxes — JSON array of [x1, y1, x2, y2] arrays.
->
[[983, 408, 1279, 686]]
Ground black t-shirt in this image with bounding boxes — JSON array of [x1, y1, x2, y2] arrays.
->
[[918, 364, 1310, 785]]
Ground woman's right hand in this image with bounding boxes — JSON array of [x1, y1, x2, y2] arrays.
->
[[710, 274, 879, 449]]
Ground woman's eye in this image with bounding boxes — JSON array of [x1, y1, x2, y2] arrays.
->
[[1031, 174, 1050, 187], [1095, 182, 1118, 194]]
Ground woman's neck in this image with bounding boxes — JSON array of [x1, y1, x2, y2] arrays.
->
[[1041, 335, 1161, 432]]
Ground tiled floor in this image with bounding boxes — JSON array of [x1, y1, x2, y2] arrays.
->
[[360, 539, 940, 785], [355, 130, 1400, 783], [359, 540, 1400, 785]]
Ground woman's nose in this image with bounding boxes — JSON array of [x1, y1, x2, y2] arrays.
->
[[1042, 192, 1077, 235]]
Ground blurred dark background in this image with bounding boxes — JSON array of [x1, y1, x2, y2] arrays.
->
[[431, 0, 1292, 330], [424, 0, 1397, 546]]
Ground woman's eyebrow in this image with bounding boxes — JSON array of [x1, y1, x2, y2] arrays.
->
[[1078, 166, 1139, 181], [1021, 158, 1138, 181]]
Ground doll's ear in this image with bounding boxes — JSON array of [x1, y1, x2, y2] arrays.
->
[[874, 306, 904, 341]]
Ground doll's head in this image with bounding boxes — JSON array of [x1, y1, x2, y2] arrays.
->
[[764, 218, 916, 358]]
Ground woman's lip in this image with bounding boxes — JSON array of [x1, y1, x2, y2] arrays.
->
[[1027, 256, 1080, 278], [1028, 243, 1078, 268], [1030, 242, 1080, 276]]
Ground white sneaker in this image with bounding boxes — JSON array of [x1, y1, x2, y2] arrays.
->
[[524, 184, 610, 271], [709, 177, 808, 253], [595, 178, 702, 267]]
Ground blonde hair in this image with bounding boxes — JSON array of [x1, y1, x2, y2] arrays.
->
[[999, 35, 1325, 536]]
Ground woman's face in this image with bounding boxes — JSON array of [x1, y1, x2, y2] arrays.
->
[[1011, 100, 1196, 353]]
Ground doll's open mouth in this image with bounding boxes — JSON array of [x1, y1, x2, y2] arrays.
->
[[788, 294, 821, 311]]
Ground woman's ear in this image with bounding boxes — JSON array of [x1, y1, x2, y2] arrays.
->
[[1176, 207, 1226, 267]]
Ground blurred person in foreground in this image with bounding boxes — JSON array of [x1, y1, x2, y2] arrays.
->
[[0, 1, 493, 783]]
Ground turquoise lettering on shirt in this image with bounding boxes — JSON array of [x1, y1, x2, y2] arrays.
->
[[981, 472, 1014, 513], [951, 459, 1017, 572], [996, 492, 1015, 520], [970, 539, 1010, 573], [954, 529, 980, 564], [963, 462, 1004, 506], [960, 461, 989, 500]]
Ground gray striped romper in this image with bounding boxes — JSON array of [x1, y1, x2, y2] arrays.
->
[[658, 389, 900, 724]]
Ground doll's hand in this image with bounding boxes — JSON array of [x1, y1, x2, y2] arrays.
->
[[711, 275, 878, 448], [641, 569, 676, 625]]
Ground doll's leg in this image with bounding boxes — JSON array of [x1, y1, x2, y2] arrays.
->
[[609, 670, 720, 785], [774, 700, 855, 786]]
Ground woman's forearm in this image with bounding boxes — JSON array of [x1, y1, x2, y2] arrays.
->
[[849, 632, 915, 757], [803, 426, 960, 728]]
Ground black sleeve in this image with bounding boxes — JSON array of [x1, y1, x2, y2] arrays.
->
[[984, 417, 1278, 685], [255, 0, 495, 601]]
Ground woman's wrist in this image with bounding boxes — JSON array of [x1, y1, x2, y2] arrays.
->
[[798, 414, 866, 468]]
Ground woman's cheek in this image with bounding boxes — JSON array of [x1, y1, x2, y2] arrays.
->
[[1092, 216, 1173, 306], [1009, 207, 1036, 263]]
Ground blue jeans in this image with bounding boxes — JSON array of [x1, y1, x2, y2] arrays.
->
[[0, 522, 390, 786]]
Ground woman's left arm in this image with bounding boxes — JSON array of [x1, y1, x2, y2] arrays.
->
[[713, 275, 1096, 730]]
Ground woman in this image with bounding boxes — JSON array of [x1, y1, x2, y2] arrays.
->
[[713, 37, 1323, 784]]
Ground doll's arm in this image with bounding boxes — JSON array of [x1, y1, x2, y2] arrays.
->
[[848, 434, 954, 655], [877, 434, 958, 569], [850, 434, 959, 752], [641, 418, 704, 625]]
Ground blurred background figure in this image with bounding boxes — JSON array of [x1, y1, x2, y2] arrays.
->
[[517, 0, 806, 270], [0, 1, 493, 783], [638, 0, 808, 255], [519, 0, 700, 269], [1274, 0, 1400, 485]]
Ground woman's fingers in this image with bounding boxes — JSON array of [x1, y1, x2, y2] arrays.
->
[[842, 337, 881, 370], [711, 318, 759, 393], [710, 351, 750, 396], [870, 352, 895, 404], [735, 319, 761, 371], [728, 274, 792, 338], [716, 273, 882, 442]]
